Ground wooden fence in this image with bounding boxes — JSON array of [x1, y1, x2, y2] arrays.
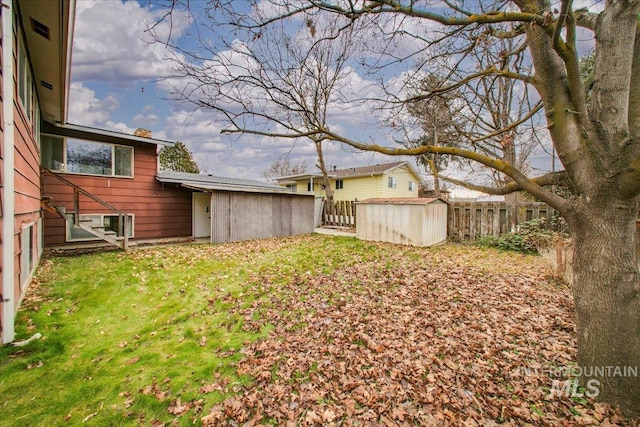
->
[[448, 201, 557, 241], [320, 199, 559, 239], [322, 200, 356, 227]]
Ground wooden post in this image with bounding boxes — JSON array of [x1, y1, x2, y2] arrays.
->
[[73, 188, 80, 225], [122, 214, 129, 251]]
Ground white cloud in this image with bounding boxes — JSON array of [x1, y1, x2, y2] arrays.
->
[[105, 121, 136, 135], [68, 82, 119, 126], [67, 82, 137, 135], [72, 0, 189, 82], [132, 113, 160, 127]]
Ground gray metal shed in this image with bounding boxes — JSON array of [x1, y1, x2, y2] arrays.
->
[[157, 172, 314, 243], [356, 198, 448, 247]]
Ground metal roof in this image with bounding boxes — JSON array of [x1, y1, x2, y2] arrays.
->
[[157, 171, 309, 195], [357, 197, 447, 205]]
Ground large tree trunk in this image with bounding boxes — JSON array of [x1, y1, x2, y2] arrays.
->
[[568, 199, 640, 416]]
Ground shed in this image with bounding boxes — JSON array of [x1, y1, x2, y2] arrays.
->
[[157, 172, 314, 243], [356, 198, 448, 247]]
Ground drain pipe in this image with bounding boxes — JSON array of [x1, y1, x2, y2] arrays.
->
[[1, 0, 15, 344]]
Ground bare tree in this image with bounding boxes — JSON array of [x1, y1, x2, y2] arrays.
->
[[263, 156, 308, 183], [152, 6, 360, 201], [153, 1, 640, 414]]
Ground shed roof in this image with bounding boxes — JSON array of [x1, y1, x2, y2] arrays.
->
[[157, 171, 308, 195], [357, 197, 447, 205]]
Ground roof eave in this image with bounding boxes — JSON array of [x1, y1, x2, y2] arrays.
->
[[42, 122, 175, 146]]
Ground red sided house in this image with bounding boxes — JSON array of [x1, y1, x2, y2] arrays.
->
[[0, 1, 313, 343]]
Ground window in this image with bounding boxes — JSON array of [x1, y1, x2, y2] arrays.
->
[[67, 139, 112, 175], [41, 136, 65, 171], [17, 30, 34, 121], [307, 182, 312, 192], [388, 176, 397, 188], [286, 184, 296, 192], [20, 224, 34, 287], [408, 181, 415, 191], [66, 213, 134, 242], [335, 179, 344, 190], [41, 136, 134, 177]]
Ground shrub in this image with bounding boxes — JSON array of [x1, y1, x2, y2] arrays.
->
[[475, 218, 559, 254]]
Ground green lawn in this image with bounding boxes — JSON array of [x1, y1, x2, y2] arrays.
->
[[0, 235, 382, 426], [0, 234, 632, 426]]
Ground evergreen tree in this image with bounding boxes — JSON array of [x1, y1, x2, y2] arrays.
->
[[159, 142, 199, 173]]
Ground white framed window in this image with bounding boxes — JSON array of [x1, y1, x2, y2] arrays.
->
[[20, 224, 34, 287], [335, 179, 344, 190], [65, 213, 134, 242], [388, 176, 397, 188], [286, 184, 296, 191], [17, 28, 35, 122], [408, 181, 415, 191], [34, 98, 41, 144], [41, 135, 134, 178]]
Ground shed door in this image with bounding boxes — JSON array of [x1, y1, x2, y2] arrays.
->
[[193, 192, 211, 238]]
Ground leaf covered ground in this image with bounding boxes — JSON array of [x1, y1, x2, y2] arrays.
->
[[0, 234, 635, 426]]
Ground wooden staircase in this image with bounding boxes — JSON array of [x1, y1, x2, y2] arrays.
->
[[41, 168, 130, 251]]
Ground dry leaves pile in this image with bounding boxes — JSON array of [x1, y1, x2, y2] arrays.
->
[[190, 244, 633, 426]]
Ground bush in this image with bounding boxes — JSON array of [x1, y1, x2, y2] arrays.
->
[[475, 218, 558, 254]]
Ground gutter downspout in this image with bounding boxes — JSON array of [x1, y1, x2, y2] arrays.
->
[[2, 0, 15, 344], [62, 0, 76, 123]]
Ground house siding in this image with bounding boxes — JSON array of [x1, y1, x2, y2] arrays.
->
[[378, 166, 419, 199], [0, 23, 5, 338], [284, 164, 420, 201], [42, 141, 193, 246], [1, 9, 45, 341], [334, 175, 382, 201], [14, 94, 42, 293]]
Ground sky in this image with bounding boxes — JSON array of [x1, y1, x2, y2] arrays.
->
[[68, 0, 404, 183], [67, 0, 601, 191]]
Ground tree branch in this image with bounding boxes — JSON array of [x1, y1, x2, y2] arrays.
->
[[312, 0, 548, 27], [405, 66, 533, 104], [574, 9, 598, 30], [320, 128, 569, 210], [469, 102, 543, 145], [441, 171, 570, 196]]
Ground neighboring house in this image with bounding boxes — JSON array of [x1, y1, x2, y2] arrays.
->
[[0, 1, 313, 344], [276, 161, 421, 201]]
